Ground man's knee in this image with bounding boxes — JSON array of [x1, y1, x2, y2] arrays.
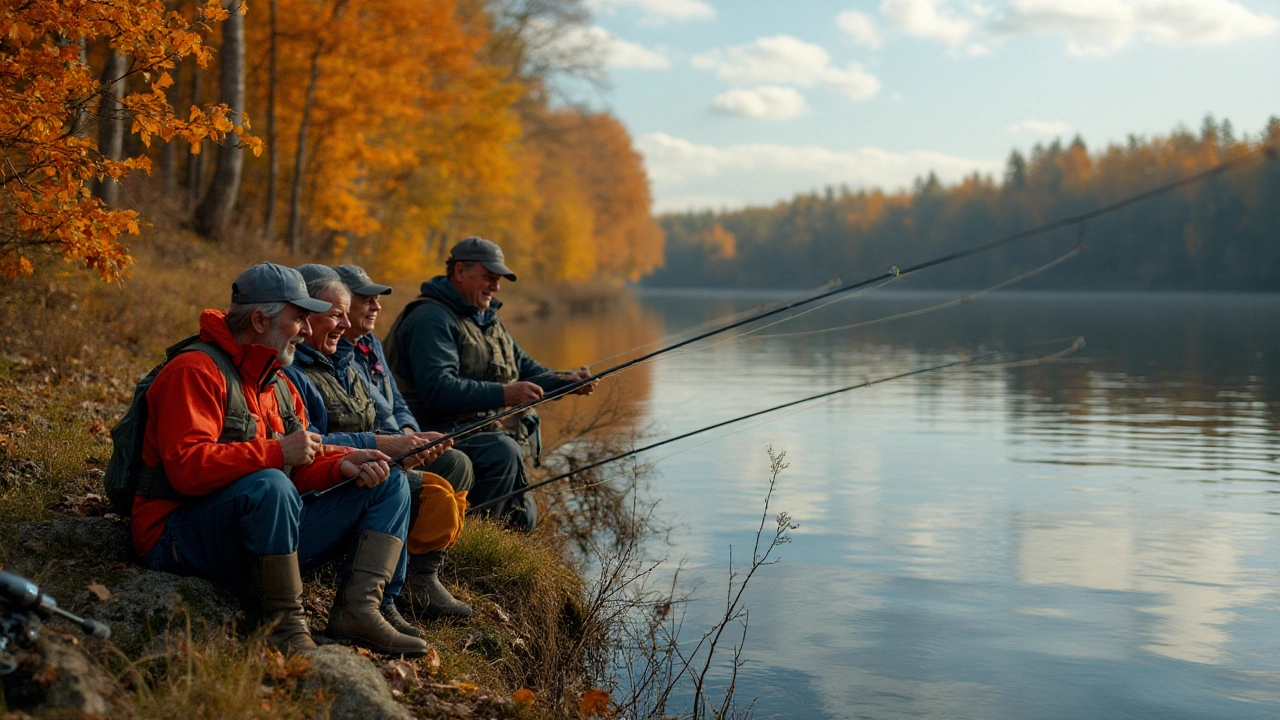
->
[[233, 469, 301, 513], [428, 449, 474, 493]]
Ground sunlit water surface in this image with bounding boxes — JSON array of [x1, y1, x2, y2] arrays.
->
[[518, 290, 1280, 719]]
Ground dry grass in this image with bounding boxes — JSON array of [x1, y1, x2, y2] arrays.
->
[[0, 222, 641, 718]]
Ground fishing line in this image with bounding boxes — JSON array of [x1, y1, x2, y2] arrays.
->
[[467, 336, 1085, 513], [754, 244, 1083, 341], [309, 145, 1272, 500]]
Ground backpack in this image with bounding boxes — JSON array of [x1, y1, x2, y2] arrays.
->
[[103, 335, 303, 515]]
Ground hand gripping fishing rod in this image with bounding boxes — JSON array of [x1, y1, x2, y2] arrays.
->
[[467, 336, 1086, 514], [310, 144, 1271, 499]]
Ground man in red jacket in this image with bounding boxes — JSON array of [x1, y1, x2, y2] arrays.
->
[[132, 263, 426, 657]]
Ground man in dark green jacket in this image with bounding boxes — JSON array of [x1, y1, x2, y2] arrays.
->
[[384, 237, 596, 530]]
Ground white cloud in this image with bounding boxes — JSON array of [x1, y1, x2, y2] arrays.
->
[[997, 0, 1279, 56], [837, 10, 883, 49], [881, 0, 978, 46], [692, 35, 882, 100], [532, 24, 670, 70], [587, 0, 715, 23], [710, 86, 809, 120], [877, 0, 1277, 57], [1006, 119, 1072, 135], [637, 132, 1001, 212]]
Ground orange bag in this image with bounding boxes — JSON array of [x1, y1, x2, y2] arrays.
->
[[406, 471, 469, 555]]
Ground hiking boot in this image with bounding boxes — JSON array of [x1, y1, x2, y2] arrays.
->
[[324, 531, 428, 657], [405, 551, 473, 619], [258, 553, 318, 655], [381, 600, 421, 637]]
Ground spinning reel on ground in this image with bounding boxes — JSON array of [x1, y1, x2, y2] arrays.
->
[[0, 570, 111, 675]]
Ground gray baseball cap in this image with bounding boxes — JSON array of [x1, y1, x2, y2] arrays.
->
[[448, 236, 517, 281], [334, 264, 392, 296], [231, 262, 331, 313], [295, 263, 340, 285]]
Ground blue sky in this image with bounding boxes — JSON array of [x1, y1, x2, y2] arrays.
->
[[553, 0, 1280, 212]]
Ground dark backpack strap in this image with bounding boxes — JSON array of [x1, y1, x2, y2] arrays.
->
[[273, 376, 304, 435]]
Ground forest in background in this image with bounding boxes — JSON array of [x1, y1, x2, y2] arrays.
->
[[0, 0, 663, 285], [649, 118, 1280, 291]]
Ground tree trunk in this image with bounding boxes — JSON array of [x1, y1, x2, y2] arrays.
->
[[161, 57, 183, 200], [185, 63, 205, 207], [92, 51, 127, 209], [193, 0, 246, 239], [262, 0, 280, 238], [287, 49, 322, 256]]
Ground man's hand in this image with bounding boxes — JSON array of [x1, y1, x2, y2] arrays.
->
[[503, 381, 543, 406], [375, 432, 452, 469], [566, 367, 599, 396], [279, 430, 323, 466], [340, 449, 392, 487]]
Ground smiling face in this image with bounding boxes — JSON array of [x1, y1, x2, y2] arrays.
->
[[261, 303, 312, 367], [304, 284, 352, 356], [450, 261, 502, 311], [345, 291, 381, 341]]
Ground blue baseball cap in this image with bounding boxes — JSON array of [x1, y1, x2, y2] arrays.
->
[[295, 264, 340, 286], [334, 264, 392, 296], [231, 263, 331, 313]]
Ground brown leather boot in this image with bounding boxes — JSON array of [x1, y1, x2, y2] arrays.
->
[[405, 551, 473, 619], [380, 601, 421, 637], [324, 531, 428, 657], [259, 553, 317, 655]]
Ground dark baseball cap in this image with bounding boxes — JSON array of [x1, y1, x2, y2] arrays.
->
[[334, 264, 392, 296], [231, 262, 331, 313], [295, 263, 340, 285], [448, 236, 517, 281]]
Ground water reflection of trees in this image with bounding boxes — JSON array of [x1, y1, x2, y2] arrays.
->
[[509, 297, 664, 446]]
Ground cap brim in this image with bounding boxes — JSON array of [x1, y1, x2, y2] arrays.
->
[[291, 297, 333, 313], [351, 282, 393, 296], [481, 261, 517, 282]]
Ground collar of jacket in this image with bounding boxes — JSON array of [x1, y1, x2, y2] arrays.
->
[[420, 275, 502, 325], [197, 309, 285, 393], [294, 337, 356, 375]]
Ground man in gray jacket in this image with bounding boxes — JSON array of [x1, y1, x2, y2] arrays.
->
[[384, 237, 596, 530]]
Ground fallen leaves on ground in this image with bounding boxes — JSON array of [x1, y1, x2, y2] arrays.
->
[[85, 582, 111, 601], [579, 688, 610, 716]]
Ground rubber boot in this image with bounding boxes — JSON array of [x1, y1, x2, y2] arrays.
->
[[258, 553, 318, 655], [324, 531, 428, 657], [380, 601, 421, 638], [405, 551, 474, 619]]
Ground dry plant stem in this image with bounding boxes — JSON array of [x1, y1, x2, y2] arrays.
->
[[633, 446, 795, 720]]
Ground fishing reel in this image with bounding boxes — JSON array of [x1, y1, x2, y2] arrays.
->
[[0, 570, 111, 675]]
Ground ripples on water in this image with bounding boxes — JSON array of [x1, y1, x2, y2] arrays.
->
[[520, 290, 1280, 719]]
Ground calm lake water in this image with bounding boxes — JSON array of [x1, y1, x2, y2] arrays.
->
[[519, 290, 1280, 719]]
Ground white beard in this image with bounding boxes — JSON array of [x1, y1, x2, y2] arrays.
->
[[263, 323, 300, 367]]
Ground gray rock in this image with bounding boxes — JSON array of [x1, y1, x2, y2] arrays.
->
[[1, 633, 118, 715], [85, 567, 242, 647], [302, 646, 414, 720]]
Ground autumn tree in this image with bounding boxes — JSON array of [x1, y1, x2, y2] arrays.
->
[[0, 0, 252, 280], [193, 0, 249, 238]]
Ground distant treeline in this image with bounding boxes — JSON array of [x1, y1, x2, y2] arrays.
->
[[647, 117, 1280, 291]]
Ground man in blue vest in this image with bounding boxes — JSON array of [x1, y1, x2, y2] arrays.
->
[[384, 237, 597, 530]]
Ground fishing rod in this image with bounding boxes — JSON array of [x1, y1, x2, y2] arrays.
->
[[310, 144, 1272, 499], [467, 336, 1086, 514], [394, 145, 1271, 456]]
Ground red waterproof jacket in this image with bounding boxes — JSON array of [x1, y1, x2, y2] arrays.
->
[[131, 309, 352, 555]]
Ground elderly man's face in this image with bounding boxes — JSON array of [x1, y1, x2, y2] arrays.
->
[[452, 262, 502, 311], [262, 304, 311, 367], [305, 286, 351, 356], [346, 292, 381, 340]]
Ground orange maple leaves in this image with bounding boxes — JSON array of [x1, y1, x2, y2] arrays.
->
[[0, 0, 254, 281]]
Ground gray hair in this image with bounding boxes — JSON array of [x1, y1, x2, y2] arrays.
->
[[225, 302, 287, 336], [307, 277, 350, 302]]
